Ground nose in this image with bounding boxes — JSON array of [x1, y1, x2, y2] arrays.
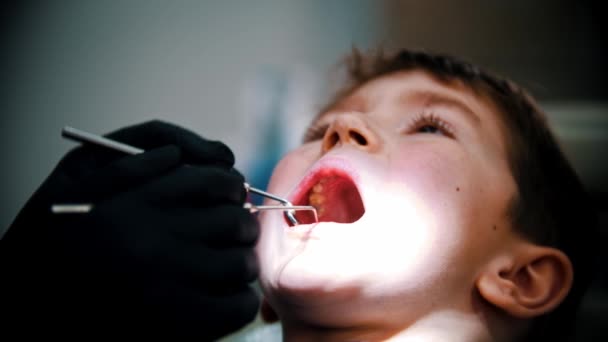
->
[[322, 113, 381, 154]]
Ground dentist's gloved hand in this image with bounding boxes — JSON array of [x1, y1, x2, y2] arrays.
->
[[0, 120, 260, 339]]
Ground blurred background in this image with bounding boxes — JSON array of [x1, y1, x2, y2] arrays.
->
[[1, 1, 606, 340]]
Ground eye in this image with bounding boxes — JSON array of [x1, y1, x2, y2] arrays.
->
[[303, 122, 329, 142], [406, 111, 455, 138], [418, 125, 440, 134]]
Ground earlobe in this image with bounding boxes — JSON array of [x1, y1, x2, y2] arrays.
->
[[476, 246, 573, 318]]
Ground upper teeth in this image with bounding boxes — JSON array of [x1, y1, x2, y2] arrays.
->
[[308, 177, 335, 216], [312, 183, 323, 193], [309, 192, 325, 206]]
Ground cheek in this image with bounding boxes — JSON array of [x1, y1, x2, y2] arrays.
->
[[387, 144, 484, 251], [389, 144, 472, 205], [387, 143, 513, 272]]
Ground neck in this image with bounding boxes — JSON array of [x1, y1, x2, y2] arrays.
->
[[281, 309, 502, 342]]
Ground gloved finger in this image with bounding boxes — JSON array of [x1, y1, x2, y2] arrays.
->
[[170, 205, 259, 247], [170, 245, 259, 288], [192, 286, 260, 336], [52, 143, 135, 183], [104, 120, 235, 168], [53, 120, 232, 182], [55, 145, 182, 202], [140, 165, 247, 206], [142, 284, 259, 339]]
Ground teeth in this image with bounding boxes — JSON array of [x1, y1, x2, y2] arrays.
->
[[309, 193, 325, 206], [312, 183, 323, 193], [308, 177, 331, 214]]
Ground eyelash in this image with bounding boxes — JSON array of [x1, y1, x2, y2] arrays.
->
[[303, 111, 455, 142], [405, 111, 455, 138], [303, 122, 330, 142]]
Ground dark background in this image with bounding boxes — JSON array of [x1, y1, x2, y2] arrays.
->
[[1, 1, 606, 340]]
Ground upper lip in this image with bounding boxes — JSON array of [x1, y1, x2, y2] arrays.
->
[[287, 155, 362, 207]]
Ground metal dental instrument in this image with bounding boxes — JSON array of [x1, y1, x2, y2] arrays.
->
[[53, 126, 317, 225], [243, 203, 318, 222], [243, 182, 302, 225]]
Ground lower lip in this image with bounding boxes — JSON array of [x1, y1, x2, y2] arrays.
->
[[286, 221, 319, 233], [286, 221, 331, 239], [285, 221, 356, 240]]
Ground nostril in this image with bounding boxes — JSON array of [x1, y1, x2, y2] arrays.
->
[[349, 130, 368, 146], [324, 132, 340, 151]]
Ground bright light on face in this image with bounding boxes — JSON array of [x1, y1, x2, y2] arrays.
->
[[273, 181, 438, 292], [256, 70, 518, 328]]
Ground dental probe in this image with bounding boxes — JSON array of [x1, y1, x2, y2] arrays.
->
[[53, 126, 317, 225]]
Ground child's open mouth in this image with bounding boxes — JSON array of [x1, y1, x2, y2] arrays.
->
[[288, 169, 365, 226]]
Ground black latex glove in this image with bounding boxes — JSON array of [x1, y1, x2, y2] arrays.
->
[[0, 120, 260, 340]]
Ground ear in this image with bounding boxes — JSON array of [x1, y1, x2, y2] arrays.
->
[[260, 297, 280, 323], [476, 245, 573, 318]]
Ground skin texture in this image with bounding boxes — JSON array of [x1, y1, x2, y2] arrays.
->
[[255, 70, 569, 341]]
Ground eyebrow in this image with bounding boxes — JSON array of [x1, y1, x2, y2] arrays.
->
[[401, 90, 481, 125]]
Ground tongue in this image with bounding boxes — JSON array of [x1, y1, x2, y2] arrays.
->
[[294, 176, 365, 225]]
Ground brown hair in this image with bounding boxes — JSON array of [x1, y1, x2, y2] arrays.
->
[[315, 48, 600, 340]]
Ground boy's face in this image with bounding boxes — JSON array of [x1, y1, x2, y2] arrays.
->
[[256, 70, 519, 326]]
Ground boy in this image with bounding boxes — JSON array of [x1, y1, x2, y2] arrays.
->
[[253, 48, 599, 341]]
